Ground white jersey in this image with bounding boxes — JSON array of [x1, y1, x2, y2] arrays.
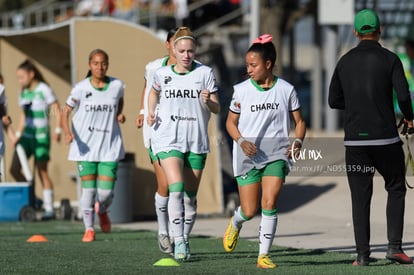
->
[[151, 62, 218, 154], [0, 84, 5, 156], [142, 56, 169, 148], [66, 77, 125, 161], [19, 82, 57, 138], [229, 77, 301, 176]]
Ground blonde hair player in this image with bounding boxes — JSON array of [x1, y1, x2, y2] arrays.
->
[[223, 34, 306, 268], [135, 28, 177, 255], [61, 49, 126, 242], [147, 27, 220, 261]]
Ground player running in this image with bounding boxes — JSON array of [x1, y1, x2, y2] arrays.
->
[[61, 49, 126, 242], [136, 28, 177, 255], [223, 34, 306, 268], [147, 27, 220, 261]]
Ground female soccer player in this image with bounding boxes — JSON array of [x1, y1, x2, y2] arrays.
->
[[147, 27, 220, 260], [10, 60, 62, 219], [61, 49, 125, 242], [135, 28, 177, 255], [223, 34, 306, 268]]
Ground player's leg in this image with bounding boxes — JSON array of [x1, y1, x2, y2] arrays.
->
[[224, 168, 261, 253], [78, 161, 98, 242], [158, 150, 186, 260], [95, 161, 118, 233], [256, 160, 287, 268], [150, 147, 172, 254], [182, 153, 206, 250], [35, 137, 54, 219]]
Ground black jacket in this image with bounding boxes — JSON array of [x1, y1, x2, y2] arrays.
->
[[329, 40, 413, 144]]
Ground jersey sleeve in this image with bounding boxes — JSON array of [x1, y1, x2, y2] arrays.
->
[[205, 68, 219, 93], [229, 88, 241, 114], [152, 68, 162, 93], [66, 85, 82, 108], [43, 84, 58, 105], [288, 88, 301, 111]]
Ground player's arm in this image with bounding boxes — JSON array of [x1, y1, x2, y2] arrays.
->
[[117, 97, 125, 124], [136, 79, 146, 128], [287, 109, 306, 159], [50, 101, 62, 142], [226, 111, 256, 157], [61, 104, 74, 144], [201, 90, 220, 114], [147, 87, 159, 126]]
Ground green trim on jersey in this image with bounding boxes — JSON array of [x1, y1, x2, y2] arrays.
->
[[250, 76, 278, 92], [88, 77, 110, 91], [162, 56, 169, 66], [171, 61, 198, 75]]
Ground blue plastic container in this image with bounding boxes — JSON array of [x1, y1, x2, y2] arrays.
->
[[0, 183, 31, 221]]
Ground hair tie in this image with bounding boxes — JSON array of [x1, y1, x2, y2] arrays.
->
[[252, 34, 273, 45]]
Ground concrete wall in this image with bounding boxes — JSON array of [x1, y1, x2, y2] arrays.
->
[[0, 17, 223, 219]]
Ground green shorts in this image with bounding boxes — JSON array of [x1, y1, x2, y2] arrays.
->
[[18, 134, 50, 162], [148, 147, 157, 163], [236, 160, 287, 186], [77, 161, 118, 178], [157, 150, 207, 170]]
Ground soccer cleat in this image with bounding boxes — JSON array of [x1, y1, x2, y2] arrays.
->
[[386, 249, 413, 264], [352, 255, 370, 266], [223, 218, 240, 252], [158, 234, 173, 254], [95, 202, 111, 233], [257, 254, 277, 269], [174, 241, 187, 261], [82, 229, 96, 242], [42, 211, 55, 221]]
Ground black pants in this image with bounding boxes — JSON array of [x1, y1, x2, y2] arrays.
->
[[345, 142, 407, 257]]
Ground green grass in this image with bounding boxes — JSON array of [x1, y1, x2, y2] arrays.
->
[[0, 221, 413, 274]]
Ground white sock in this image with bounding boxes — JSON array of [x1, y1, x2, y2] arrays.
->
[[168, 191, 184, 244], [155, 192, 169, 235], [42, 189, 54, 212], [259, 212, 278, 255], [233, 206, 248, 229], [184, 195, 197, 243], [80, 188, 96, 230], [97, 189, 113, 213]]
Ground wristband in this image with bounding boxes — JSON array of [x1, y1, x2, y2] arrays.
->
[[237, 137, 245, 146], [293, 138, 303, 147], [139, 109, 145, 115], [55, 127, 63, 134], [15, 131, 21, 138]]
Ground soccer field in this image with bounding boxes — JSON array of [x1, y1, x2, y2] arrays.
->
[[0, 221, 413, 274]]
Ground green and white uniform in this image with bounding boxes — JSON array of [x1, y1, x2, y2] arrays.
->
[[229, 77, 300, 177], [151, 62, 218, 155], [18, 82, 57, 161], [0, 83, 6, 156], [66, 77, 125, 162]]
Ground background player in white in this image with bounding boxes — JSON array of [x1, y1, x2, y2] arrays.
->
[[61, 49, 126, 242], [147, 27, 220, 261], [223, 34, 306, 269], [10, 60, 62, 219], [135, 28, 177, 255]]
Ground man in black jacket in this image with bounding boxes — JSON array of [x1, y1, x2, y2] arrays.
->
[[329, 9, 414, 266]]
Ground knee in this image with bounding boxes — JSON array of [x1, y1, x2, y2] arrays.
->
[[240, 206, 257, 219]]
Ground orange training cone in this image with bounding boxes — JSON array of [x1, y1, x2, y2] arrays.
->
[[26, 234, 48, 242]]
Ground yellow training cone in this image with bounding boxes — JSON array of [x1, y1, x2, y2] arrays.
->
[[153, 258, 180, 267], [26, 235, 48, 242]]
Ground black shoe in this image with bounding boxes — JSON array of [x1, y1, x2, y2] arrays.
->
[[386, 249, 413, 264], [352, 255, 370, 266]]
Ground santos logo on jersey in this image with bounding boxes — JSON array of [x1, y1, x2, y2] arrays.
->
[[164, 89, 202, 99], [250, 102, 279, 112], [85, 104, 117, 112]]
